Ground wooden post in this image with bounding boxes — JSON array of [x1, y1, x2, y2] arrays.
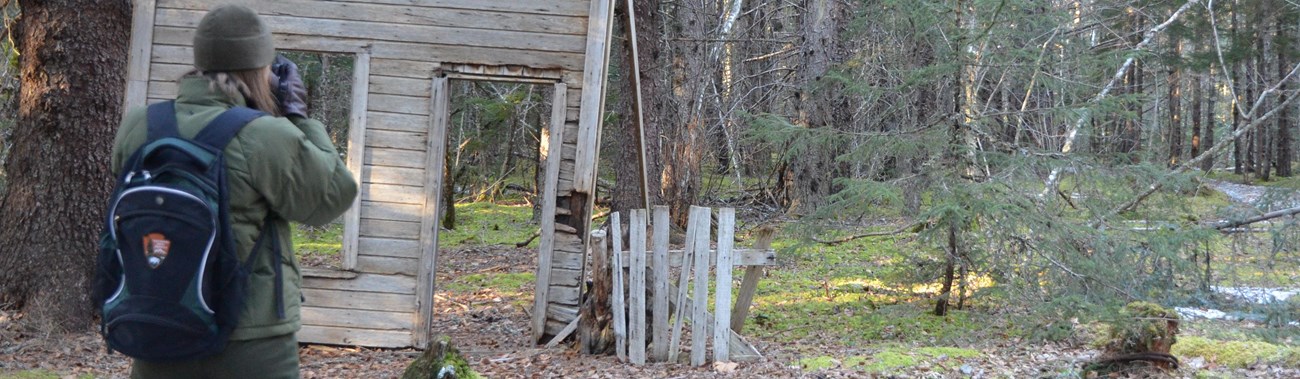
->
[[415, 75, 450, 347], [731, 227, 775, 333], [649, 206, 671, 361], [628, 209, 648, 365], [341, 48, 370, 271], [690, 207, 711, 367], [713, 208, 735, 363], [532, 83, 569, 342], [610, 213, 627, 362], [579, 230, 611, 353]]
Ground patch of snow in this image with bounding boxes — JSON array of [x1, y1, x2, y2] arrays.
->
[[1176, 307, 1227, 320], [1212, 286, 1300, 304]]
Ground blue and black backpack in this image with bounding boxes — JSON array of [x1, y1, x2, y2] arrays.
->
[[94, 101, 276, 361]]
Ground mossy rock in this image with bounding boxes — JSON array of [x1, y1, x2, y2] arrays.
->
[[401, 336, 481, 379]]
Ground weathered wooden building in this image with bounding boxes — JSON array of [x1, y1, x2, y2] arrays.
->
[[123, 0, 614, 348]]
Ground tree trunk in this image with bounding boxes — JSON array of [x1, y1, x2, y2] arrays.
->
[[0, 0, 130, 331], [785, 0, 843, 214], [1202, 69, 1217, 171], [1167, 39, 1183, 167], [1276, 17, 1293, 177], [1191, 66, 1203, 163], [934, 223, 958, 317]]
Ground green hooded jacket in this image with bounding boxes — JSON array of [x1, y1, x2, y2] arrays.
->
[[111, 76, 359, 341]]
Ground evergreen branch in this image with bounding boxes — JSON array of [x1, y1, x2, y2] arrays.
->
[[1208, 206, 1300, 231], [812, 221, 923, 245], [1040, 0, 1201, 199]]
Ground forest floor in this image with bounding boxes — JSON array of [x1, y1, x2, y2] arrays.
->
[[4, 182, 1300, 378]]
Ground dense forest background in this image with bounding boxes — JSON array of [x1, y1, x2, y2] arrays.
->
[[1, 0, 1300, 375]]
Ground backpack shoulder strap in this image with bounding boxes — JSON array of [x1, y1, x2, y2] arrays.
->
[[193, 106, 267, 150], [145, 101, 179, 141]]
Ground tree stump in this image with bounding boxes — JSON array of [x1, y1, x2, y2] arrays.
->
[[579, 230, 615, 354], [401, 335, 479, 379], [1088, 301, 1181, 373]]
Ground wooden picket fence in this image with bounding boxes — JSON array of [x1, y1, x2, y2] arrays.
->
[[590, 205, 775, 366]]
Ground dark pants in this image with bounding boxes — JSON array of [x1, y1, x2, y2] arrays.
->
[[130, 334, 299, 379]]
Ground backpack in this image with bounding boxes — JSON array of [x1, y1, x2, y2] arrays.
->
[[94, 101, 276, 361]]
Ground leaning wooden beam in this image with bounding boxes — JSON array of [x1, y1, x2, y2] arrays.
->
[[731, 227, 775, 333], [532, 82, 569, 343], [628, 209, 648, 365], [667, 207, 700, 363], [610, 214, 627, 362], [690, 206, 711, 367], [713, 208, 736, 363], [546, 315, 582, 348]]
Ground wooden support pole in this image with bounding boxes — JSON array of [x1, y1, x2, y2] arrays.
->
[[579, 230, 611, 354]]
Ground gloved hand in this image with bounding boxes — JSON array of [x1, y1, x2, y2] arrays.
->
[[270, 54, 309, 118]]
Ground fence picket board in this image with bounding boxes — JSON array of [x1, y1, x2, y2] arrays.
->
[[610, 213, 627, 362], [713, 208, 736, 363], [690, 206, 711, 367], [650, 206, 671, 361], [628, 209, 648, 365]]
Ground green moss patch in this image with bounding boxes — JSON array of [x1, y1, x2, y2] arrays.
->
[[1173, 336, 1300, 368], [441, 202, 537, 248], [798, 346, 981, 373]]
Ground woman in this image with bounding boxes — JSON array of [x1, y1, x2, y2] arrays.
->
[[110, 5, 357, 378]]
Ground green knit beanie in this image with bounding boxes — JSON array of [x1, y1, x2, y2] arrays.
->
[[193, 5, 275, 71]]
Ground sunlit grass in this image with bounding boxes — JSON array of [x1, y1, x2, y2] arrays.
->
[[441, 202, 538, 248]]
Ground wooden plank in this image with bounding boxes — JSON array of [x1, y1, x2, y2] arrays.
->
[[546, 285, 581, 306], [147, 62, 190, 82], [301, 268, 358, 279], [628, 209, 647, 365], [364, 183, 423, 203], [159, 0, 591, 19], [532, 83, 567, 342], [690, 206, 711, 367], [415, 75, 451, 347], [363, 166, 425, 187], [650, 206, 670, 362], [301, 288, 415, 312], [609, 213, 627, 362], [154, 8, 587, 54], [572, 0, 615, 192], [371, 58, 441, 79], [301, 307, 412, 330], [370, 93, 431, 116], [298, 324, 410, 348], [620, 248, 777, 268], [357, 237, 421, 259], [343, 49, 370, 271], [551, 250, 584, 270], [545, 315, 582, 348], [355, 255, 419, 276], [366, 147, 426, 169], [550, 267, 583, 287], [158, 0, 589, 36], [713, 208, 736, 363], [668, 206, 700, 363], [732, 227, 776, 333], [367, 129, 426, 151], [370, 75, 432, 97], [360, 201, 422, 223], [360, 219, 420, 240], [367, 112, 428, 134], [545, 304, 579, 323], [302, 273, 416, 294], [124, 0, 158, 113]]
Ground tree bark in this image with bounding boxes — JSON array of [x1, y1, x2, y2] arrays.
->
[[0, 0, 130, 331], [1167, 39, 1183, 167], [1275, 16, 1293, 177]]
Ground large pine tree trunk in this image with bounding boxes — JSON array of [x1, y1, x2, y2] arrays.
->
[[1167, 40, 1183, 167], [0, 0, 130, 330], [1275, 17, 1293, 177], [1202, 69, 1217, 171]]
